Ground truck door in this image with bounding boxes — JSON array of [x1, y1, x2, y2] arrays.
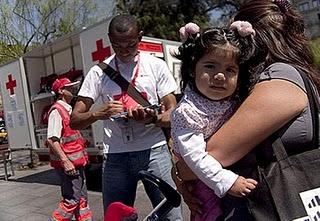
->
[[80, 20, 111, 149], [163, 42, 181, 94], [0, 58, 35, 149]]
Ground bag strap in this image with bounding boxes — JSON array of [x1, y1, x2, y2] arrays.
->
[[97, 62, 151, 107], [300, 71, 319, 148], [272, 70, 320, 161]]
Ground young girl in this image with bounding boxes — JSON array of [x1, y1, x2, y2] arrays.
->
[[171, 23, 258, 221]]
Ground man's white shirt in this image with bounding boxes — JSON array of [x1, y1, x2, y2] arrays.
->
[[78, 53, 177, 153]]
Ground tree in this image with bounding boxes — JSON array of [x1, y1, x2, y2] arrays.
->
[[310, 37, 320, 68], [0, 0, 109, 65], [116, 0, 244, 40]]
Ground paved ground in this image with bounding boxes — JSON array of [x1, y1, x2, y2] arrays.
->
[[0, 151, 190, 221]]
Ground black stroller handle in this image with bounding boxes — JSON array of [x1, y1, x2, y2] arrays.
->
[[138, 170, 181, 207], [138, 170, 181, 221]]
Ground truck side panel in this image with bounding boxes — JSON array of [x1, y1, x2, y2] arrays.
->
[[0, 59, 33, 149]]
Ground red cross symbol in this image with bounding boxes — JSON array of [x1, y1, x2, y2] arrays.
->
[[91, 39, 111, 63], [6, 74, 17, 95]]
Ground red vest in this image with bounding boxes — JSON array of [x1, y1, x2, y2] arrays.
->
[[48, 101, 88, 168]]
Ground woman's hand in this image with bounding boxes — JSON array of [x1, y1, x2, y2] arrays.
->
[[175, 160, 198, 181], [171, 166, 203, 216]]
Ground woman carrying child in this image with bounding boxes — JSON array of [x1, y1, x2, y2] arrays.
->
[[173, 0, 320, 220], [171, 22, 257, 221]]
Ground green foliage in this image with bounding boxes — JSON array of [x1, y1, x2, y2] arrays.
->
[[0, 0, 245, 65], [115, 0, 245, 41], [310, 37, 320, 68], [0, 43, 24, 65], [116, 0, 212, 41], [0, 0, 100, 65]]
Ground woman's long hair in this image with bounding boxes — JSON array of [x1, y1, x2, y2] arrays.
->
[[233, 0, 320, 90]]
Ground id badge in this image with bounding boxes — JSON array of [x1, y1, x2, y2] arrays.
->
[[122, 126, 134, 143]]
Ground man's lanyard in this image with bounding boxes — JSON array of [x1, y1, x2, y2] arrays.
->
[[97, 54, 151, 107], [114, 53, 140, 87]]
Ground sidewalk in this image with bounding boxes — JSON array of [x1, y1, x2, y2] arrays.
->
[[0, 151, 190, 221], [0, 164, 105, 221]]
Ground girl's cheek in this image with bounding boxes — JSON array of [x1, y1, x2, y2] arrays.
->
[[200, 73, 211, 80]]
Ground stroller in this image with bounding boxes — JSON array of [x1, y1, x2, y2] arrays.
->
[[104, 170, 181, 221]]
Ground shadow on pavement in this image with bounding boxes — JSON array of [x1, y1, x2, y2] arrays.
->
[[15, 169, 60, 185], [85, 164, 102, 192], [15, 164, 102, 192]]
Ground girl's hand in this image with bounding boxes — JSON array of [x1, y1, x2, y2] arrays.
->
[[227, 176, 258, 197]]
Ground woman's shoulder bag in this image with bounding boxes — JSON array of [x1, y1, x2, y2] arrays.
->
[[247, 70, 320, 221]]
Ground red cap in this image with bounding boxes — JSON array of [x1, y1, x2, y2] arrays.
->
[[51, 77, 79, 94], [104, 202, 137, 221]]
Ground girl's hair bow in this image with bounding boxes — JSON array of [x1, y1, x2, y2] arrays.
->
[[230, 21, 256, 37], [179, 22, 200, 42]]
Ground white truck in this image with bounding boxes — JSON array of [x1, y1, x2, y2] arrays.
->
[[0, 18, 181, 164]]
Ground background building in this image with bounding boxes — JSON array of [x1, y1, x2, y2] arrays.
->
[[293, 0, 320, 38]]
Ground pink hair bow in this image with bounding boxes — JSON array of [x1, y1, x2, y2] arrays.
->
[[230, 21, 256, 37], [179, 22, 200, 42]]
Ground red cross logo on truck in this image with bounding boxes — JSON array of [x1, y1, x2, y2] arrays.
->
[[91, 39, 111, 63], [6, 74, 17, 95]]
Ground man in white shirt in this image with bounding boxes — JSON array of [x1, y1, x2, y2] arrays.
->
[[70, 14, 182, 220]]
